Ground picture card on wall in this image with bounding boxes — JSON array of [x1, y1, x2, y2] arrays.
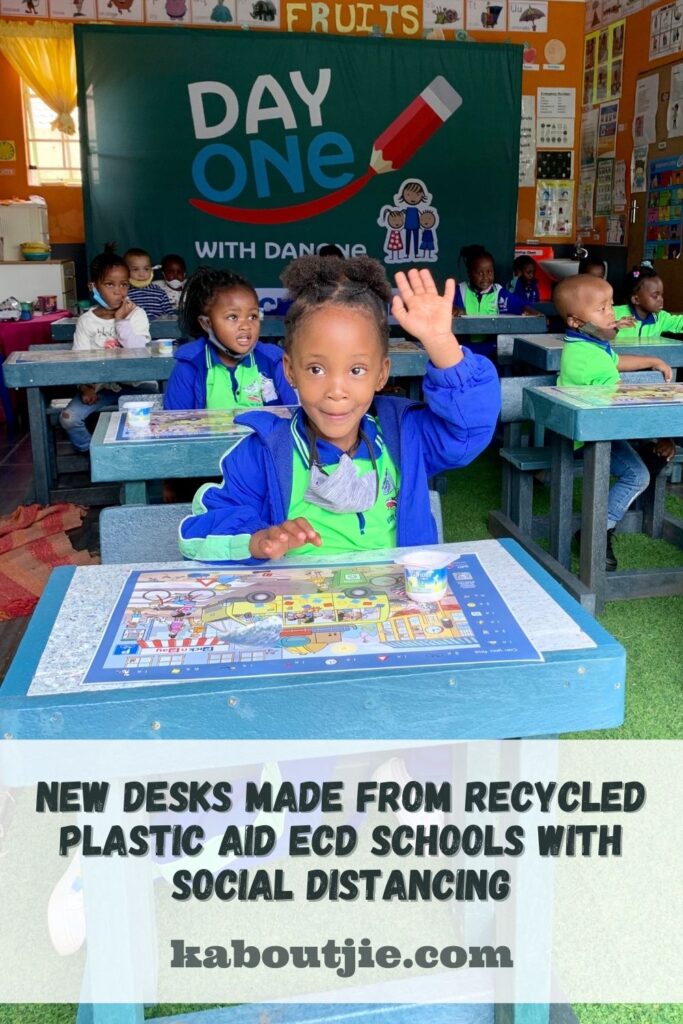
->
[[537, 117, 574, 149], [236, 0, 279, 27], [508, 0, 547, 33], [466, 0, 507, 31], [536, 150, 573, 180], [423, 0, 464, 27], [600, 0, 623, 26], [191, 0, 235, 23], [145, 0, 192, 21], [0, 0, 49, 16], [96, 0, 143, 18], [49, 0, 97, 17]]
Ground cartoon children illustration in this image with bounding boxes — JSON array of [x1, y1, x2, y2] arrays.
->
[[379, 208, 405, 262], [419, 209, 439, 261], [398, 180, 428, 259], [210, 0, 233, 20], [165, 0, 187, 18]]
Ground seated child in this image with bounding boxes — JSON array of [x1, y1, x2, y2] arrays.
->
[[157, 253, 187, 309], [614, 263, 683, 338], [454, 245, 538, 358], [509, 255, 540, 304], [179, 255, 500, 563], [554, 274, 673, 571], [59, 245, 151, 453], [578, 255, 606, 278], [164, 266, 297, 410], [124, 248, 174, 320]]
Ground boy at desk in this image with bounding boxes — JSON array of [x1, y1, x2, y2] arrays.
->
[[554, 275, 675, 572], [179, 256, 500, 563]]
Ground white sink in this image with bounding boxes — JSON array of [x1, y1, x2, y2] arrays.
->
[[539, 259, 581, 281]]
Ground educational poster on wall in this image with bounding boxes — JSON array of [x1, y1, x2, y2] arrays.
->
[[538, 87, 575, 120], [0, 0, 49, 15], [577, 178, 595, 231], [423, 0, 464, 27], [190, 0, 235, 23], [613, 159, 627, 209], [595, 157, 614, 215], [597, 100, 619, 157], [580, 107, 599, 170], [95, 0, 143, 18], [466, 0, 507, 31], [536, 150, 572, 180], [585, 0, 600, 31], [236, 0, 279, 27], [623, 0, 642, 13], [48, 0, 97, 16], [145, 0, 192, 23], [535, 180, 574, 237], [632, 144, 648, 191], [649, 0, 683, 61], [536, 117, 573, 149], [606, 213, 626, 243], [519, 95, 536, 187], [601, 0, 623, 25], [633, 73, 658, 144], [508, 0, 547, 33], [667, 62, 683, 137], [645, 154, 683, 260], [77, 27, 522, 288]]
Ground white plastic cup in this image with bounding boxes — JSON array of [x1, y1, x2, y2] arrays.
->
[[398, 549, 453, 603], [123, 400, 154, 433], [157, 338, 174, 356]]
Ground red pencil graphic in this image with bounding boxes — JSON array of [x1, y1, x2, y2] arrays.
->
[[190, 76, 462, 225]]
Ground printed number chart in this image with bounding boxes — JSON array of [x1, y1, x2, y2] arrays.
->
[[103, 407, 293, 443], [554, 383, 683, 407], [645, 155, 683, 261], [81, 555, 541, 689]]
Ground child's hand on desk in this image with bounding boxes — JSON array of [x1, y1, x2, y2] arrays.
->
[[651, 358, 673, 381], [79, 384, 98, 406], [392, 269, 463, 368], [249, 518, 322, 559], [615, 315, 636, 329], [104, 338, 121, 349], [521, 307, 538, 317]]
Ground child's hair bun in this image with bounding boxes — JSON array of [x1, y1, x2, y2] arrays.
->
[[281, 254, 392, 303]]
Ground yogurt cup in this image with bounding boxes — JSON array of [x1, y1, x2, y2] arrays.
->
[[157, 338, 174, 356], [397, 549, 454, 603], [123, 400, 154, 433]]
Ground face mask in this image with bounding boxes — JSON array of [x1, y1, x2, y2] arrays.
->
[[577, 321, 617, 343], [91, 286, 110, 309], [130, 273, 154, 288], [303, 427, 378, 514], [200, 318, 250, 362], [166, 278, 184, 290]]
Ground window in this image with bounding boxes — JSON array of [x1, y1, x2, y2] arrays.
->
[[23, 86, 81, 185]]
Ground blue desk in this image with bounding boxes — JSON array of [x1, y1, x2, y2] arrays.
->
[[453, 315, 546, 337], [0, 539, 616, 1024], [514, 333, 683, 372], [51, 315, 288, 341], [3, 348, 173, 506], [523, 383, 683, 609]]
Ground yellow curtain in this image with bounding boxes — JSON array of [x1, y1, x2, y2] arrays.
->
[[0, 20, 77, 135]]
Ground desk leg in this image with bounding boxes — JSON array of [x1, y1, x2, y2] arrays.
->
[[76, 1004, 144, 1024], [579, 441, 610, 609], [122, 481, 148, 505], [549, 432, 573, 568], [495, 1007, 549, 1024], [26, 386, 51, 506]]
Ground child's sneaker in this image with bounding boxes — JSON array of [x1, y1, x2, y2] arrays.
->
[[605, 528, 618, 572]]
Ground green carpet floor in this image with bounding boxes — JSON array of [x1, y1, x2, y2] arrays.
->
[[1, 448, 681, 1024]]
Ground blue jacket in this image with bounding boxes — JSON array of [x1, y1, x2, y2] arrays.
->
[[164, 336, 297, 410], [179, 348, 500, 563]]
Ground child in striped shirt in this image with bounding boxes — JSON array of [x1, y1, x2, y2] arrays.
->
[[124, 247, 174, 320]]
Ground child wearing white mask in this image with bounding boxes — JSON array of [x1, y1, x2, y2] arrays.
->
[[158, 253, 187, 310]]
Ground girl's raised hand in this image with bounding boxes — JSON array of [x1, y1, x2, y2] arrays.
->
[[392, 269, 463, 369]]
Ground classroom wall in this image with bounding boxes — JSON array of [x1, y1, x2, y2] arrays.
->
[[0, 52, 84, 244], [0, 0, 586, 251]]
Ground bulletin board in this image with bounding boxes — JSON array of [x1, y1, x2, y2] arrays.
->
[[628, 62, 683, 308], [75, 25, 522, 289]]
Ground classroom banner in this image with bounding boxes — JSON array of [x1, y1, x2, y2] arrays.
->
[[75, 26, 522, 288]]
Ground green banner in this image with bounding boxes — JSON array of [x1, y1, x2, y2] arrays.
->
[[76, 25, 522, 291]]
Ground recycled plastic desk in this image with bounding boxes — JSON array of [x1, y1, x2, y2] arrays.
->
[[50, 315, 288, 341], [0, 539, 618, 1024], [523, 383, 683, 610], [513, 332, 683, 372]]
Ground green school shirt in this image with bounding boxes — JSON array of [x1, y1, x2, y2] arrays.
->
[[558, 335, 620, 387], [613, 304, 683, 338], [287, 429, 400, 557], [205, 347, 265, 410]]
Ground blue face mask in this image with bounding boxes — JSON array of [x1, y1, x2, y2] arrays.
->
[[91, 286, 110, 309]]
